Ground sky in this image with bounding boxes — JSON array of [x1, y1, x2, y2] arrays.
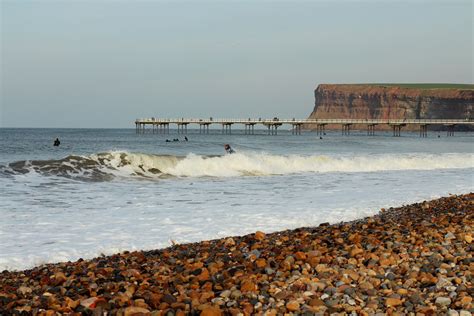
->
[[0, 0, 472, 128]]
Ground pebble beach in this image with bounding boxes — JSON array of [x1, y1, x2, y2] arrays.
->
[[0, 193, 472, 315]]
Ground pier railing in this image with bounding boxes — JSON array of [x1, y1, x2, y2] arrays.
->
[[134, 118, 473, 137], [135, 118, 472, 124]]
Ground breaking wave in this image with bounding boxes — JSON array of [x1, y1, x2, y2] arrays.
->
[[0, 151, 472, 181]]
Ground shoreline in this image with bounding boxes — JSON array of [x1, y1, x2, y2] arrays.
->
[[1, 194, 472, 315]]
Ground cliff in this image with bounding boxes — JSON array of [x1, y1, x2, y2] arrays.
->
[[307, 84, 474, 130]]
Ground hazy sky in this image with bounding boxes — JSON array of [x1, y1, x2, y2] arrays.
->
[[1, 0, 472, 128]]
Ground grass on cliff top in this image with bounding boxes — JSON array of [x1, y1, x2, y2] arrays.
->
[[358, 83, 474, 90]]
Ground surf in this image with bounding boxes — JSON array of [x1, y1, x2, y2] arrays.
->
[[0, 151, 472, 181]]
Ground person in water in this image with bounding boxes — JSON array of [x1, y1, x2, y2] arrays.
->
[[53, 138, 60, 146], [184, 136, 188, 141], [224, 144, 235, 154]]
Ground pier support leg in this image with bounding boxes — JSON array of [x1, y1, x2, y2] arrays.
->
[[293, 124, 301, 135], [446, 125, 455, 136], [297, 124, 302, 135], [420, 125, 428, 137], [222, 124, 232, 134], [367, 124, 376, 136], [392, 125, 402, 137], [342, 124, 351, 135]]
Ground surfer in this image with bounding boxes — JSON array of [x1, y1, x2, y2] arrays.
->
[[53, 138, 60, 147], [184, 136, 188, 141], [224, 144, 235, 154]]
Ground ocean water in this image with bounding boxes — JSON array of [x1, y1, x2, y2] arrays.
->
[[0, 128, 472, 271]]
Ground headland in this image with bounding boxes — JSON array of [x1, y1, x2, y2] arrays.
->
[[308, 84, 474, 131]]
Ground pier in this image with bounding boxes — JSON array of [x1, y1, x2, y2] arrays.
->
[[135, 118, 473, 137]]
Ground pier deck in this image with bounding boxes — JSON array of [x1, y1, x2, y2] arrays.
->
[[134, 118, 473, 136]]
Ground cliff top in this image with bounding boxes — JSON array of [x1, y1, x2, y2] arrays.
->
[[316, 83, 474, 98], [360, 83, 474, 90], [322, 83, 474, 90]]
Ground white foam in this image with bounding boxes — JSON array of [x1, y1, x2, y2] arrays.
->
[[1, 165, 472, 271], [6, 151, 473, 180], [104, 151, 474, 178]]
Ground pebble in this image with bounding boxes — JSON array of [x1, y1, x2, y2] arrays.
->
[[255, 231, 266, 241], [124, 306, 151, 315], [285, 300, 300, 311], [230, 290, 242, 299], [435, 296, 451, 307], [385, 298, 403, 307], [219, 290, 231, 298], [464, 234, 472, 243], [17, 286, 32, 296], [200, 305, 222, 316]]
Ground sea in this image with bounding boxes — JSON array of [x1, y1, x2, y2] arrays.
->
[[0, 128, 472, 271]]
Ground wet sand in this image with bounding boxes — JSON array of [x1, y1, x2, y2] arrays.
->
[[1, 193, 472, 315]]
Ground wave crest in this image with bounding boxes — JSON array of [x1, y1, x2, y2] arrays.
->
[[1, 151, 472, 181]]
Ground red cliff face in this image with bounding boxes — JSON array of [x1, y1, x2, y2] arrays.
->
[[308, 84, 474, 130]]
